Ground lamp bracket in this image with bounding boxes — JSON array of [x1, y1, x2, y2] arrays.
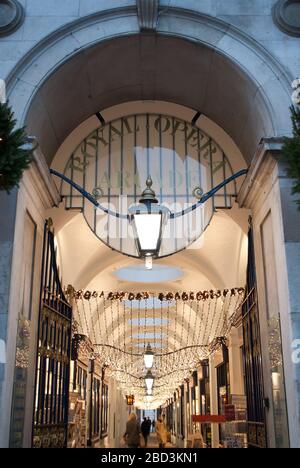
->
[[51, 169, 248, 220]]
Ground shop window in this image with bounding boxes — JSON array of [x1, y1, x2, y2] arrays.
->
[[92, 377, 100, 437], [101, 383, 109, 437]]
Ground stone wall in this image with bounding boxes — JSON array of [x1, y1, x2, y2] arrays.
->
[[0, 151, 60, 448], [0, 1, 299, 81], [238, 141, 300, 448], [0, 191, 18, 435]]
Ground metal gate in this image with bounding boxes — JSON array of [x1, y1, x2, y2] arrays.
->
[[242, 222, 267, 448], [32, 220, 72, 448]]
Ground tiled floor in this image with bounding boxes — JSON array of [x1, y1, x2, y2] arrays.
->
[[143, 433, 175, 449]]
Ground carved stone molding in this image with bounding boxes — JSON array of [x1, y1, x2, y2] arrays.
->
[[273, 0, 300, 37], [0, 0, 24, 37], [137, 0, 159, 31]]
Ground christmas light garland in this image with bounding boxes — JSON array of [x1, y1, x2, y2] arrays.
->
[[72, 288, 244, 408]]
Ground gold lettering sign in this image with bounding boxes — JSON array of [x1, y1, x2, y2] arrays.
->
[[60, 114, 237, 258]]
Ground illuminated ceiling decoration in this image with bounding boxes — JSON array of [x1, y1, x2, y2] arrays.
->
[[51, 114, 247, 264], [144, 343, 154, 369], [72, 288, 244, 408]]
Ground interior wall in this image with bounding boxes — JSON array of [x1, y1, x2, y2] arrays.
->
[[238, 144, 300, 448]]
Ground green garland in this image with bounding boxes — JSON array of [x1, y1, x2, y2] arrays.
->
[[0, 101, 33, 193], [282, 106, 300, 210]]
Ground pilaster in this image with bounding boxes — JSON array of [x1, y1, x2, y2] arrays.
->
[[228, 328, 244, 396], [238, 138, 300, 448], [0, 146, 60, 447], [209, 354, 219, 449]]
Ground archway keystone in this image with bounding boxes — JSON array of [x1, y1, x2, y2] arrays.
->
[[137, 0, 159, 30]]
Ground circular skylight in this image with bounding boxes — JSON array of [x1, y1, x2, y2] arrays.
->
[[113, 264, 184, 283], [125, 298, 175, 310]]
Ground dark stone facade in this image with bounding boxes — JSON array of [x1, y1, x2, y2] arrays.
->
[[273, 0, 300, 37], [0, 0, 24, 37]]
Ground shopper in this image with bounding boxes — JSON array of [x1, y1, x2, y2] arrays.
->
[[123, 413, 141, 448], [156, 415, 168, 448], [152, 420, 156, 433], [147, 417, 152, 434], [141, 417, 150, 448]]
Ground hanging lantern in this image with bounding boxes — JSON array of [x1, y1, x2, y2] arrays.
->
[[129, 177, 170, 265], [126, 395, 135, 406], [144, 343, 154, 369], [145, 369, 155, 392]]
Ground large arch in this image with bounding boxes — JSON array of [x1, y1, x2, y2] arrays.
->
[[1, 5, 298, 449], [6, 6, 292, 166]]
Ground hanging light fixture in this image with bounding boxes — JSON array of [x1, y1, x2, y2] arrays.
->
[[52, 161, 248, 263], [144, 343, 154, 369], [145, 369, 155, 392], [126, 395, 135, 406], [129, 177, 170, 267]]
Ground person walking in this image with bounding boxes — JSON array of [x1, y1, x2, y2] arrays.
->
[[146, 417, 152, 434], [123, 413, 141, 448], [156, 415, 168, 449], [152, 420, 155, 433], [141, 417, 150, 448]]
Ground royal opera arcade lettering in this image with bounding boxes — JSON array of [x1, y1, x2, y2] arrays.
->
[[60, 114, 238, 258]]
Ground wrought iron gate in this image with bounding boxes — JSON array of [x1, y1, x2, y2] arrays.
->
[[32, 220, 72, 448], [242, 223, 267, 448]]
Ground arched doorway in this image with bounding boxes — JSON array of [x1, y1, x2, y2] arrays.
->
[[4, 8, 293, 448], [6, 9, 292, 163], [43, 99, 251, 448]]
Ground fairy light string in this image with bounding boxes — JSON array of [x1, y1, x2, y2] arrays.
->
[[72, 288, 244, 407]]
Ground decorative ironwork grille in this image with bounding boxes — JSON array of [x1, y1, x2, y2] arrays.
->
[[242, 224, 267, 449], [59, 114, 238, 258], [32, 220, 72, 448]]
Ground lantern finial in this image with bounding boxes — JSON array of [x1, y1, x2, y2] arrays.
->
[[140, 176, 158, 204], [144, 343, 154, 368]]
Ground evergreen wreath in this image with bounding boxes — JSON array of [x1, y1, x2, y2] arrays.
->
[[0, 101, 33, 193], [283, 79, 300, 210]]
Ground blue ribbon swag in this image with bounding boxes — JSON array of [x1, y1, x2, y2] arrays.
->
[[50, 168, 248, 220]]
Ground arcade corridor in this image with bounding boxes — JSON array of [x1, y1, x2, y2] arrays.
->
[[0, 0, 299, 450]]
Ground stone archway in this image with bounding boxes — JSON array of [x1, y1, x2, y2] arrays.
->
[[2, 5, 297, 449], [5, 6, 292, 166]]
